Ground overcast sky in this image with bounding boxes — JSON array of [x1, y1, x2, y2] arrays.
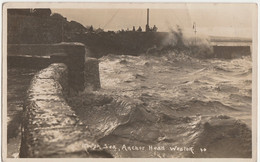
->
[[52, 3, 256, 38]]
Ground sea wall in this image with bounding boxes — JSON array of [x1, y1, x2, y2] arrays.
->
[[66, 32, 252, 59], [8, 42, 103, 157], [213, 46, 251, 59], [51, 42, 86, 92], [20, 63, 110, 158], [8, 44, 59, 56], [84, 58, 101, 90], [8, 42, 100, 92], [68, 32, 168, 58]]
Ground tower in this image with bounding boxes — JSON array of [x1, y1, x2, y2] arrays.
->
[[146, 8, 150, 32]]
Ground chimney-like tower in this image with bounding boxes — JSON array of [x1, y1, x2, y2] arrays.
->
[[146, 8, 150, 32], [147, 8, 149, 26]]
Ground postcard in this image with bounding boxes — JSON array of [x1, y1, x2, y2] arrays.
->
[[2, 2, 258, 162]]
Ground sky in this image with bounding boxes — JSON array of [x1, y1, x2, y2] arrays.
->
[[52, 3, 256, 38]]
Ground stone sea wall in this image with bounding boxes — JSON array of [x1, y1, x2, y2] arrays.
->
[[17, 42, 106, 157], [20, 63, 111, 158], [212, 46, 251, 59], [8, 42, 101, 92], [84, 58, 101, 90]]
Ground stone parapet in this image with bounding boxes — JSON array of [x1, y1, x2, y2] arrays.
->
[[20, 63, 110, 158], [8, 42, 101, 93]]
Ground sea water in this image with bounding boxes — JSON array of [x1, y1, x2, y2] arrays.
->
[[68, 52, 252, 158]]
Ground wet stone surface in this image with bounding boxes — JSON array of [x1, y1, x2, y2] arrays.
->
[[20, 63, 111, 158]]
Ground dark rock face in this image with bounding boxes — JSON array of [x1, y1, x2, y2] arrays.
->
[[20, 63, 109, 158]]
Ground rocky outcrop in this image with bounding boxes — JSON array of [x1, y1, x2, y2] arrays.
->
[[20, 63, 110, 158]]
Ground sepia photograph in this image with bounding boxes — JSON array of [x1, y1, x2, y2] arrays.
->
[[2, 2, 257, 161]]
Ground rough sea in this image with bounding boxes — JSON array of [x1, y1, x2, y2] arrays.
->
[[68, 52, 252, 158]]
